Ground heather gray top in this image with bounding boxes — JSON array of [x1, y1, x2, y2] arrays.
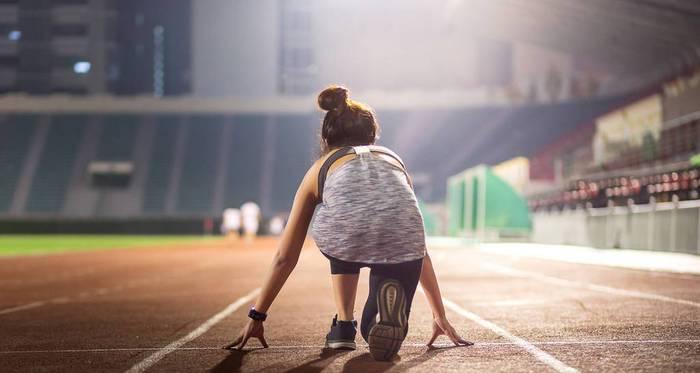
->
[[311, 148, 426, 264]]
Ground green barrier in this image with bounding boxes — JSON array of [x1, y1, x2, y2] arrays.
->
[[417, 199, 440, 236], [446, 165, 531, 239]]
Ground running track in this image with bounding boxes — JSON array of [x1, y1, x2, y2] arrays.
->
[[1, 238, 698, 372]]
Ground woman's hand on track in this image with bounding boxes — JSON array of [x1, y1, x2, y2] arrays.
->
[[223, 319, 269, 350], [427, 316, 474, 347]]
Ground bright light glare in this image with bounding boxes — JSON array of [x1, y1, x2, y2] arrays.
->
[[73, 61, 92, 74], [8, 30, 21, 41]]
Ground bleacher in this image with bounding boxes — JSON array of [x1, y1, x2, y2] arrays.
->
[[587, 118, 700, 173], [529, 167, 700, 211], [0, 97, 624, 219], [223, 115, 266, 210], [0, 115, 37, 212], [25, 116, 87, 213], [528, 106, 700, 211], [96, 116, 139, 161], [270, 114, 317, 213], [176, 116, 223, 213], [142, 117, 179, 213], [382, 96, 625, 201]]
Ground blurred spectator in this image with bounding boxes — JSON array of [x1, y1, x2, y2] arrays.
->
[[241, 202, 261, 240], [530, 166, 700, 210]]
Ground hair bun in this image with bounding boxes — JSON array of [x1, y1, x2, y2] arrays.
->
[[318, 85, 349, 111]]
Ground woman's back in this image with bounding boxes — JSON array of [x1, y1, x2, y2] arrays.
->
[[311, 147, 426, 264]]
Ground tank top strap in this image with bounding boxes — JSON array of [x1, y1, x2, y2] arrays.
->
[[317, 145, 409, 203], [317, 147, 354, 202]]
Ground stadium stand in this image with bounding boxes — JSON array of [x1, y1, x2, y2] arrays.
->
[[529, 167, 700, 211], [384, 96, 627, 200], [96, 116, 139, 161], [0, 94, 626, 234], [142, 117, 179, 213], [25, 116, 87, 213], [0, 115, 37, 212], [223, 115, 266, 210], [270, 114, 317, 213], [176, 116, 223, 213]]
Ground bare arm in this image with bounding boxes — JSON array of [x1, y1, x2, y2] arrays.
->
[[419, 253, 447, 318], [226, 166, 318, 350], [420, 251, 473, 347], [252, 170, 316, 313]]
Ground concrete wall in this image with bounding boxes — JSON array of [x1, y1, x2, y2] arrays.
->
[[532, 201, 700, 254]]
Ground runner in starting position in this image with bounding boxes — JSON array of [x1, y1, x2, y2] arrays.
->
[[226, 85, 472, 360]]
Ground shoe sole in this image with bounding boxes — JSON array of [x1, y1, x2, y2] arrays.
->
[[368, 280, 406, 361], [324, 341, 357, 350]]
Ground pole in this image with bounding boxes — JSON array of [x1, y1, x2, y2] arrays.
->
[[606, 199, 614, 248], [670, 195, 678, 252], [697, 206, 700, 255], [647, 197, 655, 251]]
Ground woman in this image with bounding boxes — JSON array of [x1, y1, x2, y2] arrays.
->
[[226, 85, 472, 361]]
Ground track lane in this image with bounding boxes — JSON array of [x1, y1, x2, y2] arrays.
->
[[2, 240, 699, 372], [429, 246, 700, 372], [0, 243, 274, 373]]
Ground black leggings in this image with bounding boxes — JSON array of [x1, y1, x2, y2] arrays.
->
[[323, 252, 424, 342]]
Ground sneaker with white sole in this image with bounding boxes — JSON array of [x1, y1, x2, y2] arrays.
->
[[368, 279, 407, 361]]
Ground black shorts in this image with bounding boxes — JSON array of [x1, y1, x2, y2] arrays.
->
[[322, 251, 422, 275]]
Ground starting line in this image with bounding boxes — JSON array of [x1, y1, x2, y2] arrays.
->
[[124, 287, 261, 373], [2, 339, 699, 355], [440, 296, 580, 373]]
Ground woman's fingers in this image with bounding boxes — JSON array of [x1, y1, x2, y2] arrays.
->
[[258, 335, 269, 348], [458, 337, 474, 346], [446, 328, 465, 346], [238, 335, 252, 350], [427, 329, 440, 346], [447, 333, 460, 346], [223, 334, 243, 350]]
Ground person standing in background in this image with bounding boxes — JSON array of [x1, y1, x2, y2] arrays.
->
[[241, 201, 261, 241], [221, 208, 242, 240]]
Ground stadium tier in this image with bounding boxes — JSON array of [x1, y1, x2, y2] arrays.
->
[[143, 118, 179, 213], [0, 97, 623, 227], [223, 115, 267, 209], [0, 115, 38, 212], [176, 116, 224, 213], [26, 116, 87, 213], [529, 167, 700, 211]]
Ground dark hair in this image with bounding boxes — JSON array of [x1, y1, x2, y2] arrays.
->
[[318, 85, 379, 155]]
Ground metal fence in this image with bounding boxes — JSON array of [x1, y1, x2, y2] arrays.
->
[[532, 199, 700, 255]]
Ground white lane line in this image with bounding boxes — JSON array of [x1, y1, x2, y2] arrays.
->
[[482, 262, 700, 308], [124, 288, 261, 373], [442, 296, 579, 373], [4, 340, 700, 354], [0, 301, 45, 316]]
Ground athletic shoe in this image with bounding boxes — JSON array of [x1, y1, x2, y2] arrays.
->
[[325, 315, 357, 350], [368, 279, 407, 361]]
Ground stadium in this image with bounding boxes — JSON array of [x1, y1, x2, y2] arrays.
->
[[1, 1, 699, 372]]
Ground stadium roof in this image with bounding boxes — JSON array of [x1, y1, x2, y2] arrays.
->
[[450, 0, 700, 89]]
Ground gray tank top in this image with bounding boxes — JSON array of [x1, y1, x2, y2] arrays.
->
[[311, 146, 426, 264]]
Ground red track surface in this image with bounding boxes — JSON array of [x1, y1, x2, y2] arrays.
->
[[1, 238, 699, 372]]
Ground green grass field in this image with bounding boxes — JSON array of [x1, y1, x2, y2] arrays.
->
[[0, 235, 220, 257]]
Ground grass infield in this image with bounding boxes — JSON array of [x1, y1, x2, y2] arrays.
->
[[0, 235, 220, 257]]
